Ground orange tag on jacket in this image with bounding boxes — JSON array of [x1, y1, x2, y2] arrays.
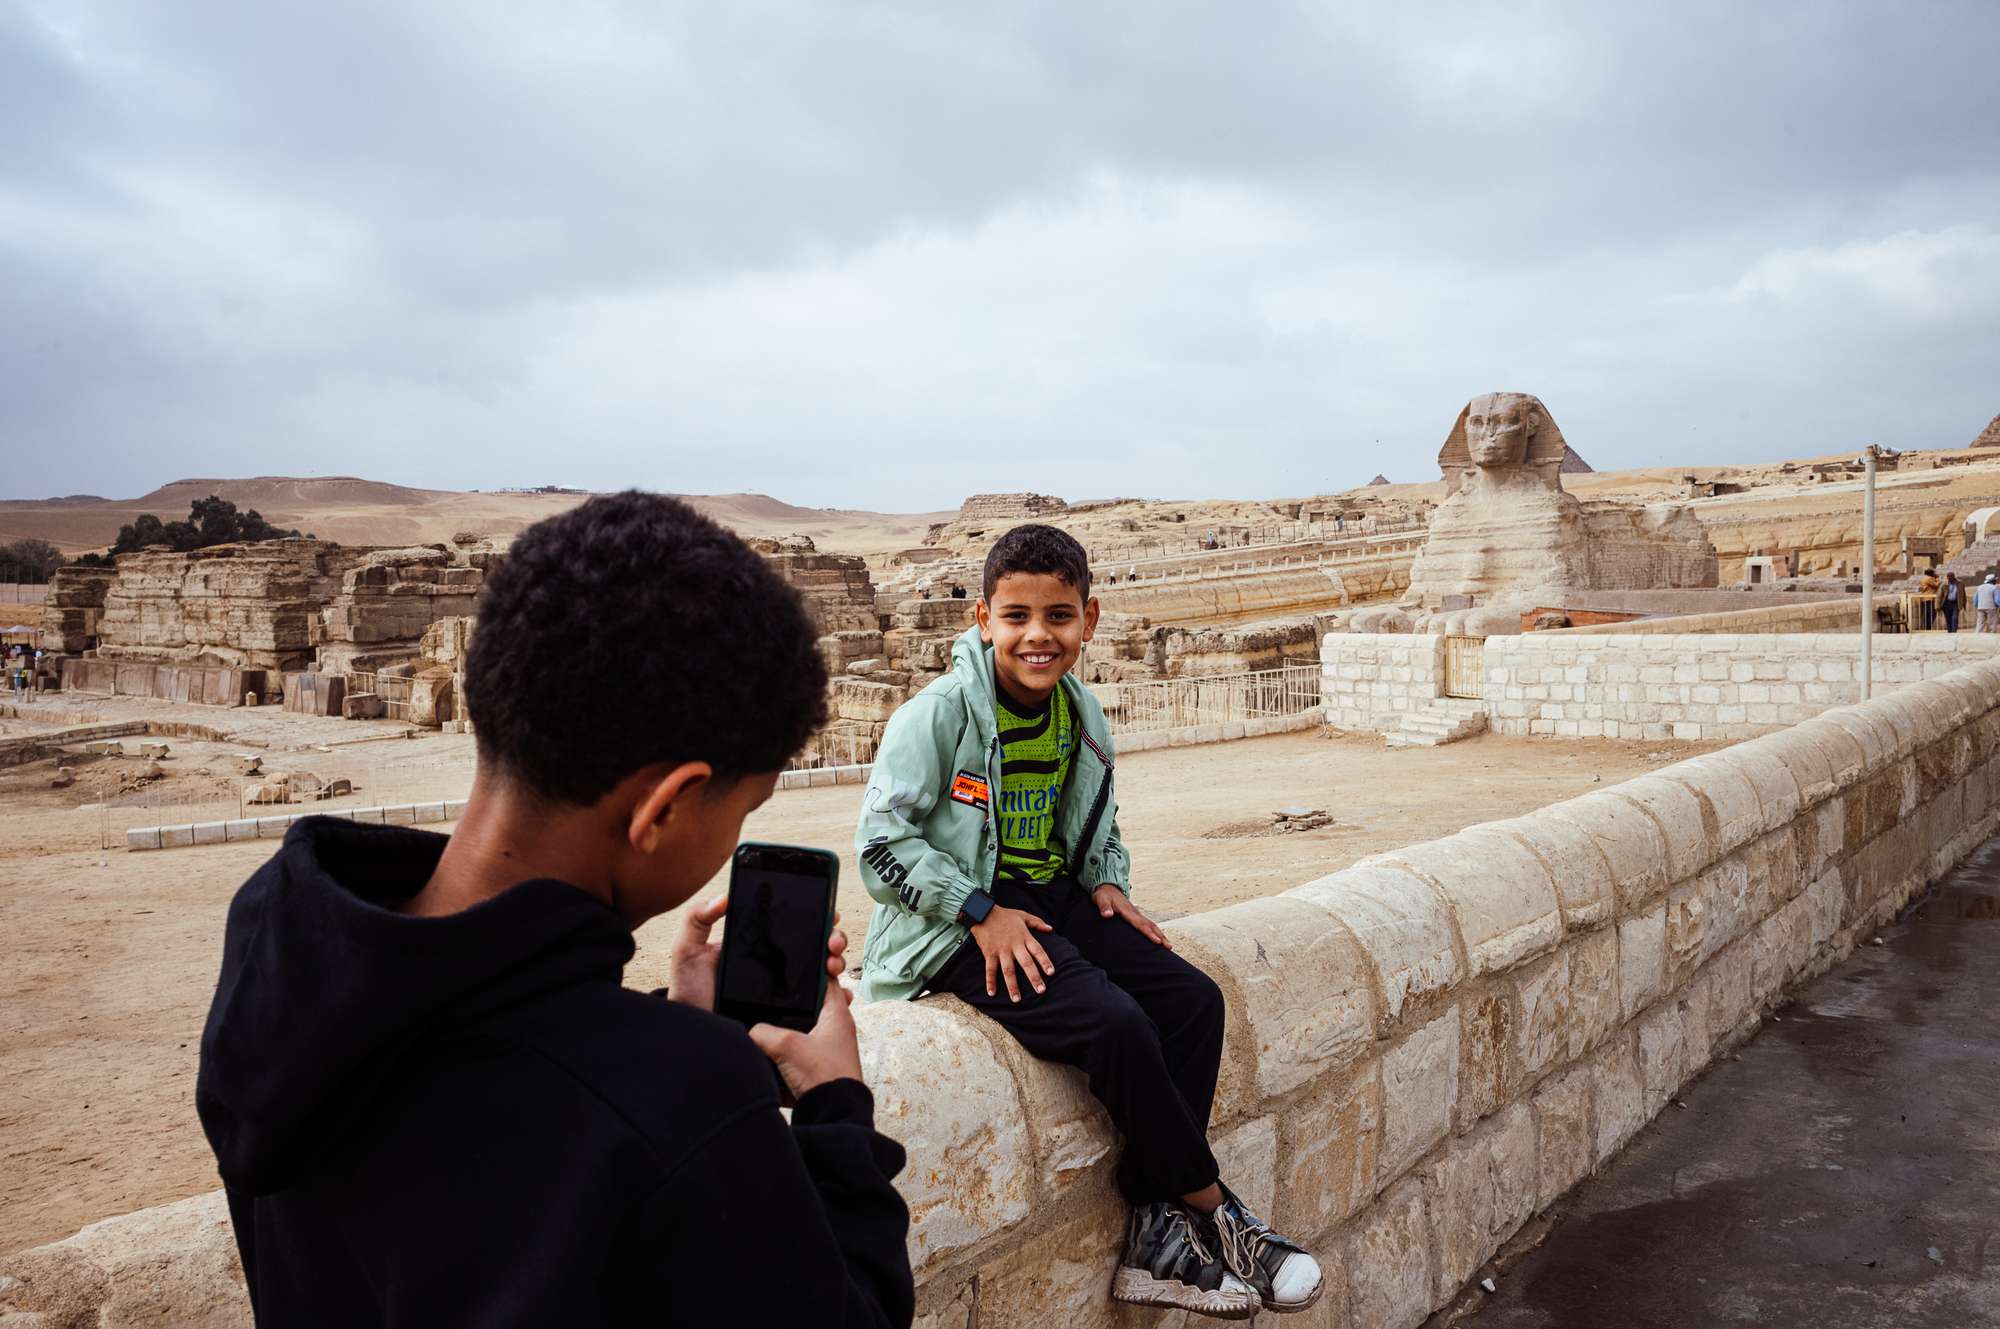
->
[[949, 770, 990, 810]]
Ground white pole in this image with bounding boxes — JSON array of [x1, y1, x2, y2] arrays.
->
[[1861, 444, 1878, 700]]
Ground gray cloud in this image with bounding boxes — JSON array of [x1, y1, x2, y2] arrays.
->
[[4, 0, 1997, 508]]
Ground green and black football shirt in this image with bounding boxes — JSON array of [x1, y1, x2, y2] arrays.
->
[[994, 685, 1076, 884]]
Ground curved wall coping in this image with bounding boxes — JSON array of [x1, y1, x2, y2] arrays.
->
[[11, 658, 2000, 1328]]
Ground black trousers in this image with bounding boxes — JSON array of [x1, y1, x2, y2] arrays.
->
[[1946, 601, 1960, 632], [925, 875, 1224, 1204]]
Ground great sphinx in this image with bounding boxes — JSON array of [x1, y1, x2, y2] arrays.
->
[[1400, 392, 1717, 632]]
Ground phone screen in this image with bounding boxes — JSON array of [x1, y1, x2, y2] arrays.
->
[[717, 845, 836, 1031]]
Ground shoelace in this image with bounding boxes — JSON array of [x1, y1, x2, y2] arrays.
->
[[1216, 1203, 1277, 1281], [1165, 1205, 1219, 1269]]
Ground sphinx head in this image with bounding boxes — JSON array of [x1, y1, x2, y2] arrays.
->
[[1464, 392, 1545, 469]]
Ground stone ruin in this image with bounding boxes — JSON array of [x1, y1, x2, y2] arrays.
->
[[1397, 392, 1717, 632], [51, 538, 497, 720], [922, 492, 1069, 550], [1971, 413, 2000, 449]]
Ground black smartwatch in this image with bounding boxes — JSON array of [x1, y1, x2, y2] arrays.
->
[[957, 888, 997, 927]]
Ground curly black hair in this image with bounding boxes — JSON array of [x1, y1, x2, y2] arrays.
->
[[464, 492, 827, 804], [981, 523, 1092, 603]]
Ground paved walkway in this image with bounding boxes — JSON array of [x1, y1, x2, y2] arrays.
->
[[1459, 839, 2000, 1328]]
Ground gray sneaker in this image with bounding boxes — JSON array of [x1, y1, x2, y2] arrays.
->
[[1214, 1185, 1325, 1313], [1111, 1201, 1261, 1320]]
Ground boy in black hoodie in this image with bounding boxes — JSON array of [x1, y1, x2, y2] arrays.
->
[[197, 493, 915, 1327]]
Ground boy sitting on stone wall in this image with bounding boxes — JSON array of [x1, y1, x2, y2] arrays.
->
[[854, 524, 1323, 1320], [197, 493, 914, 1328]]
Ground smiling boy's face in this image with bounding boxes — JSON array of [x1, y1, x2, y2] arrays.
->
[[975, 571, 1098, 709]]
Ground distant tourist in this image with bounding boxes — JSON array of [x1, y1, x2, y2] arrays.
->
[[197, 494, 914, 1328], [852, 524, 1324, 1319], [950, 583, 966, 599], [1943, 571, 1963, 632], [1977, 574, 1999, 633]]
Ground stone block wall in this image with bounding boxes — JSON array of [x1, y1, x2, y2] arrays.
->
[[14, 662, 2000, 1326], [1321, 634, 1445, 730], [1323, 631, 2000, 740], [1484, 633, 2000, 741]]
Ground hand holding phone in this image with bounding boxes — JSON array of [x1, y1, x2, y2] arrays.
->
[[714, 843, 840, 1032], [747, 983, 864, 1101]]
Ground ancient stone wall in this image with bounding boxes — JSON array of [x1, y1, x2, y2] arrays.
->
[[312, 548, 483, 674], [1097, 561, 1405, 627], [1482, 633, 2000, 741], [92, 541, 349, 671], [1323, 631, 2000, 741], [44, 565, 115, 653], [763, 549, 879, 636], [1577, 504, 1719, 590], [16, 663, 2000, 1328]]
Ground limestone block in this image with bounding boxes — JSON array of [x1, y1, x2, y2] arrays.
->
[[1288, 865, 1460, 1025], [1514, 950, 1571, 1082], [1633, 1001, 1687, 1114], [1482, 812, 1614, 931], [1662, 878, 1710, 990], [1608, 775, 1712, 883], [382, 803, 417, 826], [161, 825, 194, 848], [1711, 744, 1803, 835], [0, 1189, 247, 1328], [854, 1000, 1032, 1271], [1563, 926, 1620, 1058], [1543, 790, 1671, 913], [1787, 717, 1868, 793], [223, 819, 257, 842], [1370, 828, 1560, 977], [968, 1204, 1126, 1329], [1587, 1036, 1646, 1165], [1531, 1063, 1594, 1209], [1377, 1009, 1459, 1186], [1456, 984, 1517, 1132], [1341, 1175, 1434, 1329], [1803, 868, 1845, 951], [1751, 894, 1815, 1005], [1617, 907, 1665, 1022], [1815, 704, 1899, 772], [1211, 1114, 1278, 1220], [1690, 856, 1755, 970], [1166, 896, 1374, 1098], [255, 815, 293, 837], [1701, 941, 1754, 1047], [126, 827, 161, 852], [1276, 1067, 1381, 1236]]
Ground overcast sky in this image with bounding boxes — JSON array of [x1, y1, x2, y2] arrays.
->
[[4, 2, 1997, 510]]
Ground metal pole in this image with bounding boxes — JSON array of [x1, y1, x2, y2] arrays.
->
[[1861, 444, 1878, 700]]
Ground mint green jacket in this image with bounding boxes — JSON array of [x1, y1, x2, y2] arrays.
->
[[856, 626, 1132, 1002]]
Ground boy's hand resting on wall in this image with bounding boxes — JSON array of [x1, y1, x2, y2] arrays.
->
[[1092, 884, 1173, 949], [970, 906, 1057, 1002]]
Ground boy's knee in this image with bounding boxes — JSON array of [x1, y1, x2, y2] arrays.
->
[[1186, 967, 1225, 1026], [1097, 990, 1159, 1048]]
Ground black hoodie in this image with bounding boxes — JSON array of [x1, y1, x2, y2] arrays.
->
[[197, 817, 914, 1327]]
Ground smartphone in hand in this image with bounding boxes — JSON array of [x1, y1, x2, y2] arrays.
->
[[714, 842, 839, 1033]]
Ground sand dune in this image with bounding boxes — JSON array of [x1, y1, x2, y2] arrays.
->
[[0, 477, 953, 557]]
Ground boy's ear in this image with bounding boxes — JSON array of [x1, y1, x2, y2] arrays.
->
[[1081, 596, 1100, 641], [626, 761, 714, 855], [974, 598, 994, 644]]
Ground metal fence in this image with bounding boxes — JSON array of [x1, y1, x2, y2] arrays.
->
[[1096, 662, 1323, 736], [343, 671, 417, 721]]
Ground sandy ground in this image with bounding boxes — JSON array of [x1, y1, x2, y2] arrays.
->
[[0, 714, 1716, 1254]]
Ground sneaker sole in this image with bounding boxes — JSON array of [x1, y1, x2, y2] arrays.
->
[[1111, 1267, 1261, 1320], [1261, 1276, 1327, 1314]]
